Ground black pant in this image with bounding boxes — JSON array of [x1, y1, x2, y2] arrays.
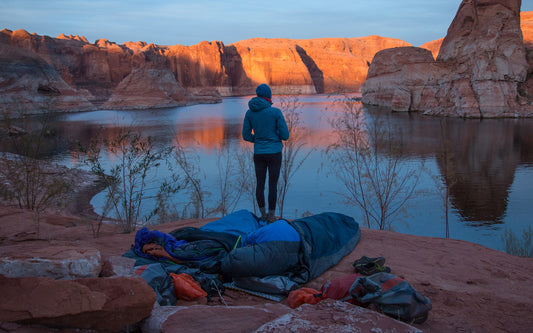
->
[[253, 152, 282, 210]]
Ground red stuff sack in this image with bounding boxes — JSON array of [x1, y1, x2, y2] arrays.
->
[[287, 287, 326, 309], [321, 273, 364, 304], [170, 273, 207, 301]]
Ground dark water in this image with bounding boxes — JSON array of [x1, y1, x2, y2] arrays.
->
[[9, 94, 533, 252]]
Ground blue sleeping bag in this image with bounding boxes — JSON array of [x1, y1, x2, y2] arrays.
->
[[200, 209, 264, 238], [243, 219, 301, 245]]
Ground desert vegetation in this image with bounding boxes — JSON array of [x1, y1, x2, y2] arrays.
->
[[326, 96, 422, 230], [0, 106, 72, 234], [78, 128, 175, 233]]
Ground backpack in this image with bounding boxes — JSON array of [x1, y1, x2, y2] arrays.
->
[[349, 272, 432, 324]]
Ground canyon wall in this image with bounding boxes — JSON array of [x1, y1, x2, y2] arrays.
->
[[0, 29, 408, 115], [1, 5, 532, 116], [362, 1, 533, 118]]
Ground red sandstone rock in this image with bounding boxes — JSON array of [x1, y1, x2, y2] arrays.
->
[[103, 68, 193, 109], [166, 41, 231, 96], [523, 11, 533, 47], [521, 11, 533, 98], [145, 303, 292, 333], [149, 300, 421, 332], [0, 36, 95, 116], [419, 38, 443, 59], [257, 299, 421, 332], [362, 47, 444, 111], [231, 36, 411, 95], [2, 9, 533, 116], [0, 27, 411, 114], [0, 275, 156, 332], [362, 2, 533, 117]]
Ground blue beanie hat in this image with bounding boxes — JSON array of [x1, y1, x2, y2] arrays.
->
[[256, 84, 272, 99]]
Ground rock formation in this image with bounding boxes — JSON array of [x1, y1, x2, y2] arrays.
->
[[419, 37, 444, 60], [0, 28, 409, 115], [1, 7, 532, 116], [0, 274, 157, 332], [362, 1, 533, 118], [521, 11, 533, 98], [0, 35, 95, 115], [231, 36, 410, 95]]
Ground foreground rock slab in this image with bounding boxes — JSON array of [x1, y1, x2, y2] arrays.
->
[[141, 299, 420, 333], [0, 275, 156, 332], [0, 244, 101, 279], [258, 299, 421, 333]]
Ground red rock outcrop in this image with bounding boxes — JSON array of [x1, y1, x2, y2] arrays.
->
[[521, 11, 533, 98], [419, 37, 443, 60], [0, 275, 156, 332], [3, 7, 531, 116], [103, 68, 192, 109], [0, 27, 410, 114], [0, 32, 95, 116], [523, 11, 533, 47], [230, 36, 411, 95], [362, 2, 533, 118], [421, 11, 532, 65], [166, 41, 231, 96], [142, 300, 421, 333]]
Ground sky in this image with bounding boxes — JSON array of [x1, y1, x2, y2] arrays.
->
[[1, 0, 532, 47]]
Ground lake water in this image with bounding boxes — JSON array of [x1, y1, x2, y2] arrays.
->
[[21, 94, 533, 253]]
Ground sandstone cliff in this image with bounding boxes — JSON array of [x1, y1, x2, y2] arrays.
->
[[228, 36, 410, 95], [1, 6, 532, 116], [0, 28, 409, 115], [362, 1, 533, 118]]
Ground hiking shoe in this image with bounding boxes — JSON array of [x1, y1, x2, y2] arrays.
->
[[352, 255, 386, 270], [355, 262, 391, 275]]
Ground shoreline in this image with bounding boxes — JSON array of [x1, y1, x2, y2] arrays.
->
[[66, 177, 106, 219], [0, 153, 105, 220]]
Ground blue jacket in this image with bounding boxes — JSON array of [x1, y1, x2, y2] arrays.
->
[[242, 96, 290, 154]]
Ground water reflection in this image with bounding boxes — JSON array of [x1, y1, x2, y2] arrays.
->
[[371, 110, 533, 225], [174, 115, 244, 150], [3, 96, 533, 250], [438, 120, 520, 225]]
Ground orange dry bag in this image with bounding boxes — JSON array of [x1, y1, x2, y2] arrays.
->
[[170, 273, 208, 301], [287, 287, 326, 309]]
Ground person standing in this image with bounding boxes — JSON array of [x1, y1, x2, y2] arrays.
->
[[242, 84, 289, 222]]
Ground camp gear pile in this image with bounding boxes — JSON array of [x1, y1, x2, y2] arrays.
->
[[124, 210, 361, 304]]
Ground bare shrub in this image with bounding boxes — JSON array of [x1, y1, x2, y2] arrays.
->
[[236, 144, 257, 215], [277, 95, 312, 218], [0, 111, 71, 234], [79, 128, 174, 233], [213, 143, 246, 216], [327, 97, 422, 230], [171, 139, 210, 219]]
